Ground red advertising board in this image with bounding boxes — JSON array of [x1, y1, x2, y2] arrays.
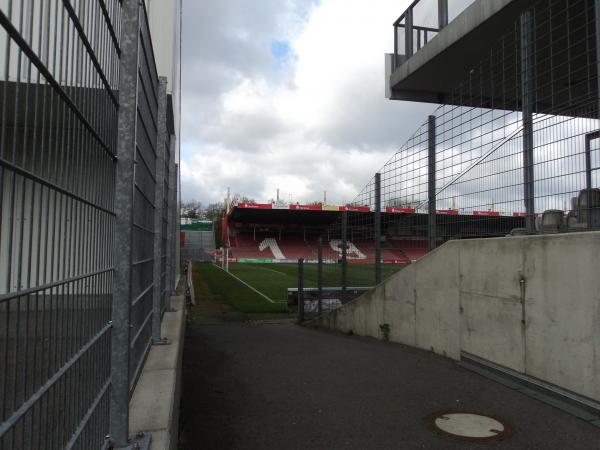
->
[[340, 205, 371, 212], [436, 209, 459, 215], [289, 204, 323, 211], [473, 210, 500, 216], [386, 207, 416, 214], [237, 202, 273, 209]]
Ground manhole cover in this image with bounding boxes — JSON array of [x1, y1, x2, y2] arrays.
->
[[424, 411, 512, 442]]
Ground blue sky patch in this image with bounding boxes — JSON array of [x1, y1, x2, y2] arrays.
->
[[271, 40, 291, 61]]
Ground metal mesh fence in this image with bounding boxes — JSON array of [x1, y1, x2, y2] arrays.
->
[[0, 1, 177, 449], [129, 0, 159, 391], [298, 0, 600, 320]]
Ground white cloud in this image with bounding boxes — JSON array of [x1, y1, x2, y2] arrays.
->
[[181, 0, 433, 205]]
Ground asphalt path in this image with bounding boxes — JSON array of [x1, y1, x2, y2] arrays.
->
[[179, 323, 600, 449]]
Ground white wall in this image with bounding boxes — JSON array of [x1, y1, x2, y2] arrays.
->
[[314, 232, 600, 403]]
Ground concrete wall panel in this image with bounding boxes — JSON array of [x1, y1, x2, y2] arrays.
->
[[521, 233, 600, 401], [384, 264, 417, 346], [414, 242, 461, 359], [459, 237, 525, 371]]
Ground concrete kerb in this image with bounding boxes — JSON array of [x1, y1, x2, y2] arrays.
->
[[129, 296, 186, 450]]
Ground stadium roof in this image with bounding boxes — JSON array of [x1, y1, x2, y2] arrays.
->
[[228, 203, 526, 236]]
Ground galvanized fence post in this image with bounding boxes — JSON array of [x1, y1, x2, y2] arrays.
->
[[341, 210, 348, 302], [521, 9, 536, 233], [375, 173, 382, 285], [165, 140, 176, 309], [428, 115, 437, 251], [110, 0, 140, 445], [317, 238, 323, 315], [298, 258, 304, 322], [152, 78, 169, 343], [596, 0, 600, 123]]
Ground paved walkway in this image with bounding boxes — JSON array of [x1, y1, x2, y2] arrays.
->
[[179, 323, 600, 449]]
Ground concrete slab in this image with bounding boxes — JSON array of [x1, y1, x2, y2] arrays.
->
[[129, 369, 176, 432], [179, 323, 600, 449]]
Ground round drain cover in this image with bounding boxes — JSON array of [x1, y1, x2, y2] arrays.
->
[[425, 411, 511, 442]]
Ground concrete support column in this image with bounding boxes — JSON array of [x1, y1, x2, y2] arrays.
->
[[374, 173, 382, 284], [520, 10, 536, 233], [110, 0, 140, 445], [428, 115, 437, 251]]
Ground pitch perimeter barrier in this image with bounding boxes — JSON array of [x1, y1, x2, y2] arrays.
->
[[0, 1, 178, 449]]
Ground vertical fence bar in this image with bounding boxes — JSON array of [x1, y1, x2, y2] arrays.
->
[[585, 134, 593, 192], [152, 78, 168, 343], [596, 0, 600, 125], [297, 258, 304, 323], [405, 7, 414, 58], [374, 173, 382, 285], [521, 9, 536, 233], [597, 0, 600, 118], [394, 24, 398, 68], [341, 210, 348, 302], [428, 115, 437, 251], [438, 0, 449, 29], [165, 140, 176, 309], [317, 238, 323, 315], [110, 0, 140, 445]]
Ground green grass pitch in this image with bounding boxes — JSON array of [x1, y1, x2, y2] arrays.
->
[[193, 262, 404, 313]]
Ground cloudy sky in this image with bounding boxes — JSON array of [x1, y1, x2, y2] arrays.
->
[[180, 0, 436, 205]]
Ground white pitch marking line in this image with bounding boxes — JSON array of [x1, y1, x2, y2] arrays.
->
[[213, 264, 280, 304], [256, 266, 286, 276]]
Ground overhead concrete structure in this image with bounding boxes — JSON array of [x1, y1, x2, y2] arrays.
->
[[386, 0, 596, 116]]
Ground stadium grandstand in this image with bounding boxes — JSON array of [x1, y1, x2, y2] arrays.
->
[[215, 200, 525, 265]]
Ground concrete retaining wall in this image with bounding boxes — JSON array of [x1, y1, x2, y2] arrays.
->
[[313, 232, 600, 403]]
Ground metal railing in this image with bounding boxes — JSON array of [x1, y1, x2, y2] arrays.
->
[[0, 1, 178, 449], [393, 0, 476, 68]]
